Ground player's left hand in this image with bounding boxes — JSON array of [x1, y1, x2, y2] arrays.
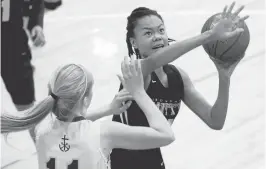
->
[[211, 53, 245, 77], [31, 25, 46, 47], [209, 2, 249, 42], [109, 89, 133, 115]]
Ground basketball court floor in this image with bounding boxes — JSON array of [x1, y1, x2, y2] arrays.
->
[[1, 0, 265, 168]]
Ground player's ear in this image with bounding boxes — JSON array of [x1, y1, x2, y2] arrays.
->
[[130, 37, 138, 49], [83, 92, 92, 107], [83, 96, 89, 107]]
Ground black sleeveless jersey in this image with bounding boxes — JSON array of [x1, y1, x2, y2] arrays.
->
[[111, 64, 184, 169]]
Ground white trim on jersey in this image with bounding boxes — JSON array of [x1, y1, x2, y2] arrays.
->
[[120, 113, 125, 124], [120, 102, 129, 125], [98, 148, 111, 169]]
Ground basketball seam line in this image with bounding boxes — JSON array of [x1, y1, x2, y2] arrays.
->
[[204, 17, 212, 55], [219, 32, 243, 59], [214, 40, 219, 57]]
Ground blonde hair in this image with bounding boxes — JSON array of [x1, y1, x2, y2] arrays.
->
[[1, 64, 93, 134]]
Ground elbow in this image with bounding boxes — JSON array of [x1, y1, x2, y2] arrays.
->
[[209, 122, 224, 130], [170, 134, 176, 143], [207, 113, 226, 130], [211, 125, 223, 130], [165, 132, 175, 145]]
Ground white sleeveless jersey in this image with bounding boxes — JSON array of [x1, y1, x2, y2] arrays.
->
[[36, 117, 110, 169]]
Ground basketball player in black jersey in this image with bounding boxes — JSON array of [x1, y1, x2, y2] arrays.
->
[[111, 3, 249, 169], [1, 0, 45, 110]]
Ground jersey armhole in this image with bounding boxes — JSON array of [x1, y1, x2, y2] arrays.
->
[[98, 122, 112, 168]]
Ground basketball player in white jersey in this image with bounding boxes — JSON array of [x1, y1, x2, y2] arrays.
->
[[1, 57, 175, 169]]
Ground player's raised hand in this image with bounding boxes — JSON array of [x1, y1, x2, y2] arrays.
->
[[117, 55, 144, 97], [209, 2, 249, 41]]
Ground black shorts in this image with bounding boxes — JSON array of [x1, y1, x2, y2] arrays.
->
[[1, 42, 35, 105]]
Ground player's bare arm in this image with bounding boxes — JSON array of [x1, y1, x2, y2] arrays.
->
[[85, 90, 132, 121], [173, 3, 248, 130], [102, 57, 174, 150], [27, 0, 46, 47]]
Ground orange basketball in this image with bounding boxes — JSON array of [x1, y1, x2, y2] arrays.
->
[[201, 13, 250, 62]]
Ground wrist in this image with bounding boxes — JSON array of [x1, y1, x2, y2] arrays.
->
[[218, 72, 230, 83], [105, 104, 114, 116], [202, 30, 215, 44], [132, 89, 146, 98]]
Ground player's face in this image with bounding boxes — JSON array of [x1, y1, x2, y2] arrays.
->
[[131, 15, 168, 58]]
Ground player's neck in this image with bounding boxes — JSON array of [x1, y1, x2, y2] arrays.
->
[[70, 107, 85, 118]]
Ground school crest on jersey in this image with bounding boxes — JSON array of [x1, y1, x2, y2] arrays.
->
[[59, 135, 70, 152]]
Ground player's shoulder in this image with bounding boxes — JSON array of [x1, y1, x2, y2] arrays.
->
[[86, 120, 102, 138], [165, 64, 187, 77], [164, 64, 181, 75]]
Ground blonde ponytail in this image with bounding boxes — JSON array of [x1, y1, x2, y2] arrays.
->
[[1, 64, 94, 134], [1, 96, 55, 134]]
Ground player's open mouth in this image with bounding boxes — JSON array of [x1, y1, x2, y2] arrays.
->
[[152, 44, 164, 49]]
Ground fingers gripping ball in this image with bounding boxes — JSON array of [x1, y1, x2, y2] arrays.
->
[[201, 13, 250, 62]]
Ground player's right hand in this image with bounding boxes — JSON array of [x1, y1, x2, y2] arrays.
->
[[118, 55, 144, 97], [210, 52, 245, 78]]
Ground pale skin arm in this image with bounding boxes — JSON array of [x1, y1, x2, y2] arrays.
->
[[85, 90, 132, 121], [85, 105, 114, 122], [178, 68, 230, 130], [101, 58, 174, 150], [101, 91, 175, 150], [85, 103, 131, 122]]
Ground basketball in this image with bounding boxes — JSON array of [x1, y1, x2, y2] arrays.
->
[[201, 13, 250, 62]]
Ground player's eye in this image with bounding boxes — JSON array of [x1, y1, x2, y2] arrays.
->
[[144, 31, 152, 36], [159, 28, 165, 34]]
